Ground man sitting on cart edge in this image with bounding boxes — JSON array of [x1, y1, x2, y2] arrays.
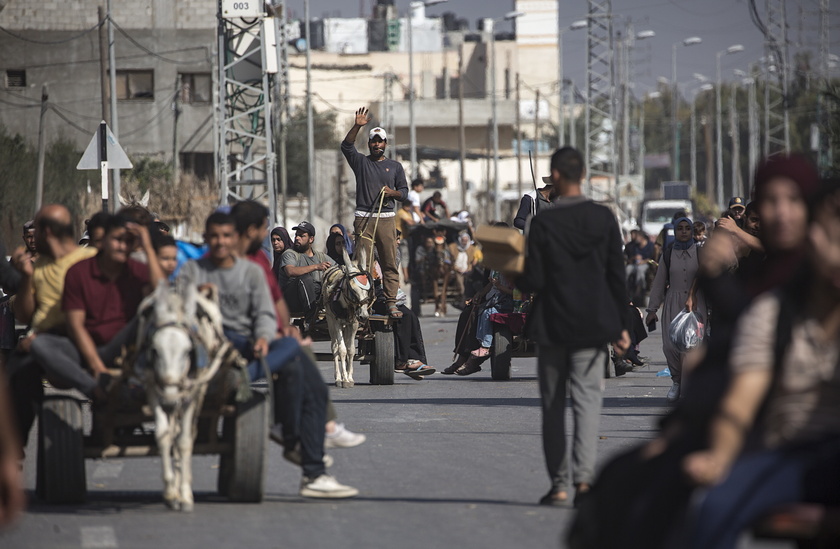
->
[[178, 212, 358, 499], [342, 106, 408, 319]]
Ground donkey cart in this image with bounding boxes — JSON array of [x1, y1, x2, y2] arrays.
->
[[293, 313, 396, 386], [36, 366, 268, 506]]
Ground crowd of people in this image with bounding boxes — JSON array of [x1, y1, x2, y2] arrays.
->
[[1, 102, 838, 549]]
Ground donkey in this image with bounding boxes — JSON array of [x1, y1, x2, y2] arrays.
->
[[321, 245, 374, 388], [139, 282, 229, 511]]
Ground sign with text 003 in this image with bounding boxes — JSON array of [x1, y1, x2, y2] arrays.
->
[[222, 0, 263, 19]]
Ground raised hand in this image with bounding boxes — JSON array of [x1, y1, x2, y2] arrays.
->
[[355, 107, 371, 127]]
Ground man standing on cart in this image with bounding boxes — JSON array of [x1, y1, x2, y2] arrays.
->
[[342, 107, 408, 319]]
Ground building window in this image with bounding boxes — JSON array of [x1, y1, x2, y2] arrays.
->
[[116, 70, 154, 100], [179, 152, 214, 181], [179, 73, 211, 104], [5, 70, 26, 88]]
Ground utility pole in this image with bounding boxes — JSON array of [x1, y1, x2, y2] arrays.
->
[[729, 81, 741, 197], [276, 6, 291, 225], [305, 0, 314, 222], [458, 44, 466, 209], [98, 6, 110, 126], [107, 0, 120, 205], [172, 74, 181, 187], [534, 89, 540, 178], [704, 100, 715, 203], [515, 72, 522, 199], [35, 85, 48, 214]]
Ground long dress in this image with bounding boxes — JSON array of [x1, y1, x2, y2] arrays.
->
[[647, 244, 707, 384]]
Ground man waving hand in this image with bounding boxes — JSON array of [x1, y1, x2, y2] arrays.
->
[[341, 107, 408, 318]]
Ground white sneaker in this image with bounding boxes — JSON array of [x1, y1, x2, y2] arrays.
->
[[667, 382, 681, 402], [299, 474, 359, 499], [324, 423, 366, 449]]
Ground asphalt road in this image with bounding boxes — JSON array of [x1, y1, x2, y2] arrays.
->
[[1, 304, 792, 549]]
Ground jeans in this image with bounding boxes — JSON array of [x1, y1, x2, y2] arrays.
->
[[223, 329, 328, 479], [30, 317, 140, 398], [476, 306, 499, 348], [687, 438, 840, 549], [538, 344, 607, 491]]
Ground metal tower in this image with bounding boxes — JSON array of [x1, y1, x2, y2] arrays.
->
[[216, 1, 277, 219], [762, 0, 790, 157], [584, 0, 616, 200]]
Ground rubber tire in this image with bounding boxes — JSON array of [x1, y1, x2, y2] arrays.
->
[[490, 324, 513, 381], [369, 328, 395, 385], [218, 391, 268, 502], [36, 396, 86, 504]]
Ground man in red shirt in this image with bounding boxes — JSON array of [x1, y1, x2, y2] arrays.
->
[[29, 214, 163, 398]]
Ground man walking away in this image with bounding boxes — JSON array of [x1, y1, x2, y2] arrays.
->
[[517, 146, 630, 507], [342, 107, 408, 319]]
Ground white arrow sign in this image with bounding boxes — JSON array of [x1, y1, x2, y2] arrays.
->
[[77, 121, 132, 211], [77, 121, 132, 170]]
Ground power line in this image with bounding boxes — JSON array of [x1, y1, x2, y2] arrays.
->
[[0, 19, 105, 44], [110, 19, 210, 65]]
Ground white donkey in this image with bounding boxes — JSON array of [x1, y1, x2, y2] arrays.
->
[[321, 245, 374, 388], [139, 283, 229, 511]]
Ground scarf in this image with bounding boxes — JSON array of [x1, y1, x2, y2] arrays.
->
[[271, 227, 293, 280], [329, 223, 354, 255], [672, 217, 694, 251]]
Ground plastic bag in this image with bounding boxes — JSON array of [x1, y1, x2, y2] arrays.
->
[[668, 309, 705, 352]]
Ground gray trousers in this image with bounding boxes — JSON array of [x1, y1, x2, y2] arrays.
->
[[30, 318, 139, 398], [538, 344, 607, 491]]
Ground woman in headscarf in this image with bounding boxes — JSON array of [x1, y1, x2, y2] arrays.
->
[[645, 216, 707, 402], [270, 227, 293, 285], [329, 223, 354, 256], [325, 232, 347, 266]]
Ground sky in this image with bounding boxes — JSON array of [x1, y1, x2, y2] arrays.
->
[[286, 0, 840, 94]]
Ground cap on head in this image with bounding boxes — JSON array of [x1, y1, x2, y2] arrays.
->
[[540, 176, 553, 188], [292, 221, 316, 237], [23, 220, 35, 232], [728, 196, 745, 209], [369, 127, 387, 141]]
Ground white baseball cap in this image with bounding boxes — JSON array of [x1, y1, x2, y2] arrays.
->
[[369, 127, 387, 141]]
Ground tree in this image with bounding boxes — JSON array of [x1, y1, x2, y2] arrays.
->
[[0, 126, 88, 250], [280, 108, 338, 196]]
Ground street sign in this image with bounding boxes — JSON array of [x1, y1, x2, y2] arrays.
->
[[76, 121, 132, 211], [77, 121, 132, 170]]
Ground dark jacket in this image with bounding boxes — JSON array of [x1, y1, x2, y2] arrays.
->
[[513, 190, 552, 230], [518, 197, 629, 348]]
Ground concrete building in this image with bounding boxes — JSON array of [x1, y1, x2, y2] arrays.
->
[[0, 0, 570, 225]]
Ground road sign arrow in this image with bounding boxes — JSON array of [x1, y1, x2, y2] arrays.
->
[[77, 121, 133, 170]]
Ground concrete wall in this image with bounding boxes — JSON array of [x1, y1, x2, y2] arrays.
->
[[0, 27, 215, 160], [0, 0, 216, 30]]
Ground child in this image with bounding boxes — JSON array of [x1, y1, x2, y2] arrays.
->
[[153, 233, 179, 282]]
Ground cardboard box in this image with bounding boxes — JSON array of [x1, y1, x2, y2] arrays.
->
[[475, 225, 525, 274]]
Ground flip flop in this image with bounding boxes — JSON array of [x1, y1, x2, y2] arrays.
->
[[388, 305, 404, 319], [404, 363, 436, 379]]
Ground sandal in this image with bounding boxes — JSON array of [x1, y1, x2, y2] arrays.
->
[[404, 363, 436, 379], [470, 347, 490, 358], [388, 305, 403, 319]]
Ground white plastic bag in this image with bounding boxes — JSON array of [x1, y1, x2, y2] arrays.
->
[[668, 309, 705, 352]]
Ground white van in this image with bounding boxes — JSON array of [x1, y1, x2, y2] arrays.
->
[[641, 200, 693, 239]]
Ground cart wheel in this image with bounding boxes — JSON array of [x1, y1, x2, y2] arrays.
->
[[36, 396, 86, 504], [218, 391, 268, 502], [490, 325, 512, 381], [369, 328, 395, 385]]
